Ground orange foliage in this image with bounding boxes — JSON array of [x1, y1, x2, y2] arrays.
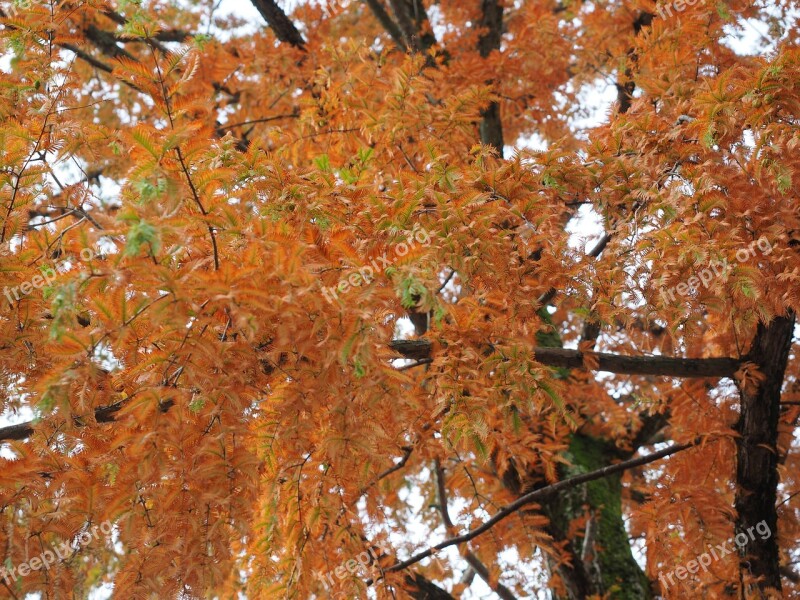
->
[[0, 0, 798, 598]]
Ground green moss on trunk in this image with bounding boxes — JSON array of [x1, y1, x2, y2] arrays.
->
[[545, 434, 651, 600]]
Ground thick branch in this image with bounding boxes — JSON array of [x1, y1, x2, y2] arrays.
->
[[0, 10, 143, 93], [388, 340, 740, 378], [402, 573, 456, 599], [3, 342, 730, 444], [0, 397, 173, 443], [249, 0, 306, 48], [83, 24, 138, 60], [382, 440, 697, 574], [477, 0, 504, 154], [616, 11, 654, 113], [364, 0, 407, 49], [98, 8, 189, 42], [387, 0, 436, 54]]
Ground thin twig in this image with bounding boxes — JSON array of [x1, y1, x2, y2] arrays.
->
[[396, 358, 432, 371], [217, 112, 299, 132], [435, 460, 518, 600]]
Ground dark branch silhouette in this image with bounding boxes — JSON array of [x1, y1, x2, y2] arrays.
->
[[389, 339, 741, 378]]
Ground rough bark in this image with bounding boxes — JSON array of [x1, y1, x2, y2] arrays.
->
[[616, 11, 653, 114], [734, 314, 795, 594], [365, 0, 408, 49], [544, 435, 651, 599], [487, 312, 650, 599], [387, 0, 436, 53]]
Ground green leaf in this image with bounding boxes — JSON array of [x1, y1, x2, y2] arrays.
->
[[353, 358, 366, 378], [125, 220, 160, 257], [49, 281, 77, 340], [357, 147, 374, 164], [193, 33, 213, 50], [398, 276, 427, 309], [337, 167, 358, 185], [314, 154, 331, 172], [702, 127, 716, 148], [103, 462, 120, 486], [471, 432, 489, 461]]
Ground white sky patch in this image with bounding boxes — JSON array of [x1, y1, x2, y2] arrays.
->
[[568, 77, 618, 136], [426, 2, 447, 40], [0, 48, 12, 73], [566, 204, 605, 253], [721, 1, 800, 56], [515, 132, 548, 152], [206, 0, 264, 41], [722, 16, 774, 55]]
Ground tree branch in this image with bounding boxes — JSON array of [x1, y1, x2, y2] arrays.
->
[[0, 345, 740, 444], [249, 0, 306, 48], [216, 112, 299, 132], [476, 0, 504, 154], [0, 396, 173, 443], [402, 573, 456, 599], [358, 445, 414, 497], [388, 340, 741, 378], [381, 439, 698, 575], [734, 313, 795, 593], [385, 0, 437, 57], [364, 0, 408, 50], [435, 460, 518, 600]]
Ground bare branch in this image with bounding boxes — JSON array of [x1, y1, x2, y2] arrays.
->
[[217, 112, 299, 132], [435, 460, 518, 600], [364, 0, 407, 49], [396, 358, 432, 371], [249, 0, 306, 48], [380, 439, 698, 575], [0, 396, 174, 444], [358, 445, 414, 497]]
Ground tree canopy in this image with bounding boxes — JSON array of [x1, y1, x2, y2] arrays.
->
[[0, 0, 798, 598]]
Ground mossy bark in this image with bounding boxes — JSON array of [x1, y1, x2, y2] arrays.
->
[[533, 308, 651, 599], [544, 434, 651, 600]]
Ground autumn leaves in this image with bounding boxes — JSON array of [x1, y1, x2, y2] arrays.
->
[[658, 235, 773, 306], [320, 224, 432, 304]]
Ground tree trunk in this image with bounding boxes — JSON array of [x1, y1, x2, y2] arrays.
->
[[734, 314, 795, 595], [544, 434, 652, 600]]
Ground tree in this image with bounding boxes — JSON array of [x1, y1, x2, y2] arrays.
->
[[0, 0, 798, 598]]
